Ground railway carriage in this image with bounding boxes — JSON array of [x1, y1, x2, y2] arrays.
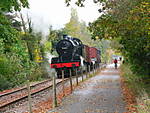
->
[[50, 35, 101, 78]]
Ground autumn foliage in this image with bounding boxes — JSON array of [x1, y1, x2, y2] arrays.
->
[[89, 0, 150, 76]]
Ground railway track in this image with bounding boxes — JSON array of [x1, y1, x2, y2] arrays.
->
[[0, 79, 66, 109], [0, 65, 105, 111]]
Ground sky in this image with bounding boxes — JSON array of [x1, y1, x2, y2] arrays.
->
[[21, 0, 101, 35]]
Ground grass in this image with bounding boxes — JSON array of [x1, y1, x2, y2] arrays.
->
[[120, 64, 150, 113]]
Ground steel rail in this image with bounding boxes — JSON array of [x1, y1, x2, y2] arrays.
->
[[0, 79, 51, 98], [0, 78, 68, 109]]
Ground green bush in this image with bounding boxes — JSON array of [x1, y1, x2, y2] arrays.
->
[[0, 75, 13, 90], [0, 54, 45, 90]]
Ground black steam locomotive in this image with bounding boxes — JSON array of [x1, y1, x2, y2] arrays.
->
[[51, 35, 101, 78]]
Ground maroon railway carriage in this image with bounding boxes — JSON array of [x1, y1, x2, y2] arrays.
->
[[50, 35, 101, 78], [83, 45, 101, 71]]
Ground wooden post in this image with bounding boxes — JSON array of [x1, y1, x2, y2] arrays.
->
[[62, 70, 65, 96], [88, 65, 91, 77], [93, 64, 94, 75], [96, 64, 98, 72], [94, 64, 96, 73], [86, 66, 88, 78], [52, 72, 57, 108], [27, 80, 32, 113], [95, 64, 96, 73], [81, 69, 84, 82], [75, 68, 78, 85], [99, 64, 100, 71], [69, 69, 73, 92]]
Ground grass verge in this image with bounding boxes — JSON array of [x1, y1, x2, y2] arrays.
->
[[120, 64, 150, 113]]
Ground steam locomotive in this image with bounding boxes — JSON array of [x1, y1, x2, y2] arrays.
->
[[50, 35, 101, 78]]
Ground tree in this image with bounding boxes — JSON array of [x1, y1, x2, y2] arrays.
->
[[88, 0, 150, 76], [0, 14, 30, 89], [46, 26, 64, 54], [64, 8, 111, 62], [65, 0, 150, 75], [0, 0, 29, 12], [0, 0, 45, 90], [64, 8, 95, 45], [64, 8, 81, 38]]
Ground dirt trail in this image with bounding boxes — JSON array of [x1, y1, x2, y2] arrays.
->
[[49, 64, 126, 113]]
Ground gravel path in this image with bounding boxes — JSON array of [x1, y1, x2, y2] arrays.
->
[[49, 64, 126, 113]]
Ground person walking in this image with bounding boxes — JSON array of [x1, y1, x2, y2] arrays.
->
[[114, 58, 118, 69]]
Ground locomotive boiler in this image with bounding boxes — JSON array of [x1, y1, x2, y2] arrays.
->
[[51, 35, 101, 78]]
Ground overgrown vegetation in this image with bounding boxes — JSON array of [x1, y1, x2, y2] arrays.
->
[[0, 16, 44, 90], [0, 0, 46, 90], [121, 63, 150, 112]]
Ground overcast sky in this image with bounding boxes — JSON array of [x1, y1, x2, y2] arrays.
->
[[21, 0, 101, 35]]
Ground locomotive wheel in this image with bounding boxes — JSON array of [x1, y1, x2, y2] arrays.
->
[[56, 70, 62, 79], [56, 69, 70, 78], [64, 69, 70, 78]]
